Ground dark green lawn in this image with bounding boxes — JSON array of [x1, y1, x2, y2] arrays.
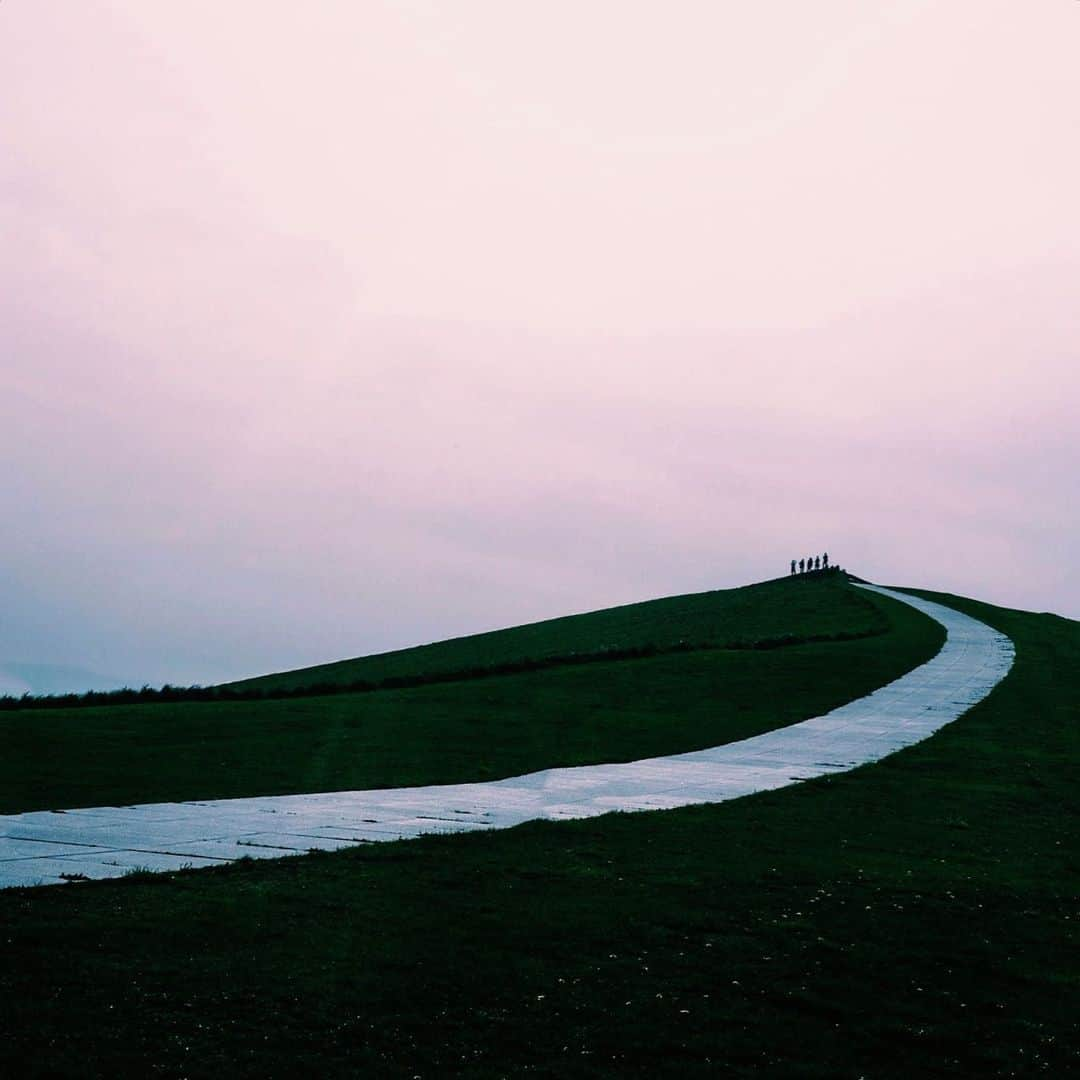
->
[[229, 571, 884, 691], [0, 579, 933, 814], [1, 584, 1076, 1077]]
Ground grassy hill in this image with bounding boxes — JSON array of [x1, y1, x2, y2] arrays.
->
[[227, 571, 887, 692], [0, 573, 932, 815], [1, 578, 1076, 1076]]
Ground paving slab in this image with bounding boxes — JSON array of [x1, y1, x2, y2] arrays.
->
[[0, 584, 1014, 889]]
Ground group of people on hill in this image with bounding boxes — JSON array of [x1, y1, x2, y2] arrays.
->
[[791, 553, 829, 575]]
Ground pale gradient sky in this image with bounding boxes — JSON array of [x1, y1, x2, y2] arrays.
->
[[2, 1, 1078, 686]]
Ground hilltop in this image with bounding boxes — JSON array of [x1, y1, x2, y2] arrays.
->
[[229, 570, 881, 693]]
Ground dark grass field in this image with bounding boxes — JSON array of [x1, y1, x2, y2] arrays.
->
[[1, 580, 1076, 1077], [0, 575, 930, 815]]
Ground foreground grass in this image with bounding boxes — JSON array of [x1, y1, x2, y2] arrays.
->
[[1, 587, 1075, 1076], [0, 579, 933, 814]]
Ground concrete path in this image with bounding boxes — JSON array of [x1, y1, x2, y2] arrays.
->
[[0, 585, 1014, 889]]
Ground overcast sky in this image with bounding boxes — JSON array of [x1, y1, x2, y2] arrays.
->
[[2, 1, 1078, 687]]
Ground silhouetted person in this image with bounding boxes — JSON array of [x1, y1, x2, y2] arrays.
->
[[790, 559, 796, 576], [814, 556, 821, 571], [799, 558, 805, 573], [823, 552, 829, 569]]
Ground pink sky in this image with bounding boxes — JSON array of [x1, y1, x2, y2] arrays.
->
[[2, 1, 1078, 685]]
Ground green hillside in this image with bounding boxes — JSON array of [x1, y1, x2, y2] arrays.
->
[[3, 582, 1075, 1076], [0, 574, 931, 814], [228, 571, 886, 692]]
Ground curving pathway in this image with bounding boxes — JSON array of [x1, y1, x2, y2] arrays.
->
[[0, 585, 1014, 889]]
